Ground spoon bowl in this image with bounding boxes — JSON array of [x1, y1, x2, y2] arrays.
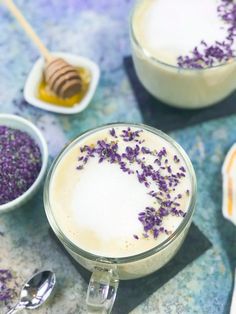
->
[[20, 270, 56, 309], [6, 270, 56, 314]]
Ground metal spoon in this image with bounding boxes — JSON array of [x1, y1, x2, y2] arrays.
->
[[6, 270, 56, 314]]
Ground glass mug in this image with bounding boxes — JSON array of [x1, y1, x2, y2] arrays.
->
[[130, 0, 236, 109], [44, 123, 197, 313]]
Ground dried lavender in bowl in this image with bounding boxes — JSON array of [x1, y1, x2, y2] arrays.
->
[[0, 126, 42, 205]]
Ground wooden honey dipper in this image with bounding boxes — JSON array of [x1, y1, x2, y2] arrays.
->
[[4, 0, 82, 99]]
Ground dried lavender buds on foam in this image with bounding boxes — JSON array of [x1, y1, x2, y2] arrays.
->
[[0, 126, 42, 205], [178, 0, 236, 68], [76, 127, 190, 240]]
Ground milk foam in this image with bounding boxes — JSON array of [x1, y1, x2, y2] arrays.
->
[[133, 0, 230, 65], [50, 126, 192, 257]]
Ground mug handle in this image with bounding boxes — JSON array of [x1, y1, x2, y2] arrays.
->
[[86, 265, 119, 314]]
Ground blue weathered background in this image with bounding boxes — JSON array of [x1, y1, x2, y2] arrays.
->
[[0, 1, 235, 313]]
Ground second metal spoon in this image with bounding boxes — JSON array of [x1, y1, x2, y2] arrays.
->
[[6, 270, 56, 314]]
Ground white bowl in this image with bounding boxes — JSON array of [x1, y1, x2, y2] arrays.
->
[[0, 114, 48, 213], [24, 52, 100, 114]]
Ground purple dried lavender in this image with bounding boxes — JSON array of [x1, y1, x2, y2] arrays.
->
[[120, 127, 143, 142], [179, 166, 186, 173], [0, 126, 42, 205], [0, 270, 17, 304], [178, 0, 236, 68], [76, 127, 189, 240], [141, 147, 151, 154], [174, 155, 180, 163], [109, 128, 118, 138]]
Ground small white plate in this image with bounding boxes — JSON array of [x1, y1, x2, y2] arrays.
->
[[24, 52, 100, 114], [0, 114, 48, 213]]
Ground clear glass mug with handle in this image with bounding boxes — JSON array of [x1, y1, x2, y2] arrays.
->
[[44, 123, 197, 313]]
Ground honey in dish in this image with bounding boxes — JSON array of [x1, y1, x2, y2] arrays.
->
[[38, 67, 91, 107]]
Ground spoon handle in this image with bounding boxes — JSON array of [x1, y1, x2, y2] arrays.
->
[[5, 303, 25, 314]]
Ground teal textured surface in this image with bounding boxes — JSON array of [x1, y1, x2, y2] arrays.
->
[[0, 1, 235, 313]]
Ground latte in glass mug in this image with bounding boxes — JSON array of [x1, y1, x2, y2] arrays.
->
[[48, 125, 194, 261], [44, 124, 196, 312], [131, 0, 236, 108]]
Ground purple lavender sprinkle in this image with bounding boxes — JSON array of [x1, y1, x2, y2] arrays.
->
[[121, 128, 143, 142], [154, 158, 161, 166], [174, 155, 180, 163], [109, 128, 117, 138], [76, 165, 83, 170], [158, 147, 167, 158], [177, 0, 236, 68], [159, 207, 169, 216], [153, 229, 159, 238], [179, 166, 186, 173], [76, 128, 188, 240], [141, 147, 151, 154]]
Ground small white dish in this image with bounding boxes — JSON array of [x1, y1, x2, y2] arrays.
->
[[24, 52, 100, 114], [0, 114, 48, 214]]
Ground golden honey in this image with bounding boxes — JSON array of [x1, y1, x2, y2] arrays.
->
[[38, 67, 91, 107]]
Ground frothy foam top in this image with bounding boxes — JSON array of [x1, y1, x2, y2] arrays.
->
[[49, 126, 192, 258], [133, 0, 231, 66]]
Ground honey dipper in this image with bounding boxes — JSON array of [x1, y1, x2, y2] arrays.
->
[[4, 0, 82, 99]]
